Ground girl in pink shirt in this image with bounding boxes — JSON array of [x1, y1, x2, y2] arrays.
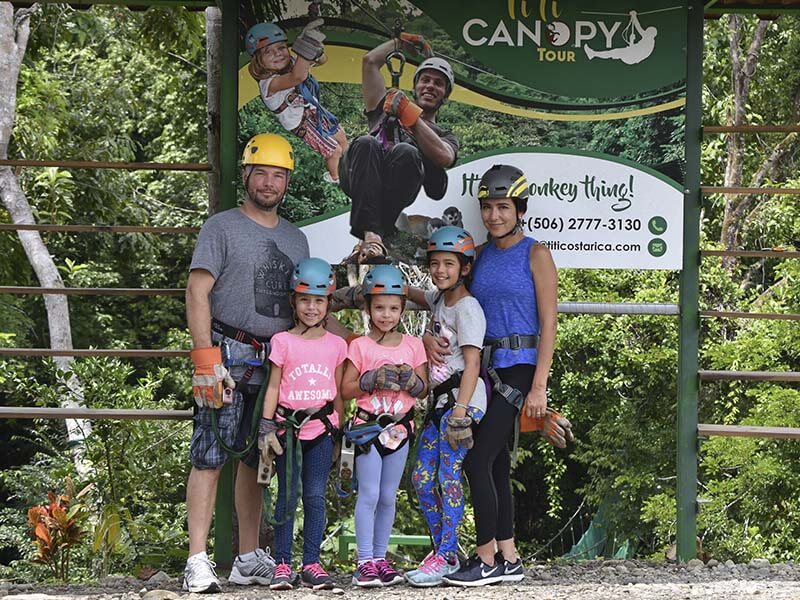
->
[[340, 265, 428, 587], [259, 258, 347, 591]]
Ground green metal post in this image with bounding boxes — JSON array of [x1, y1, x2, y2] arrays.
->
[[213, 0, 239, 570], [677, 0, 703, 562], [219, 0, 239, 212]]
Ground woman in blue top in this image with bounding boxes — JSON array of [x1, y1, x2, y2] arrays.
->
[[429, 164, 558, 587]]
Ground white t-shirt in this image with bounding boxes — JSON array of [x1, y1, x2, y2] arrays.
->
[[259, 75, 306, 131], [425, 290, 488, 412]]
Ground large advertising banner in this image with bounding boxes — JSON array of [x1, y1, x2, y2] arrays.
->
[[237, 0, 687, 269]]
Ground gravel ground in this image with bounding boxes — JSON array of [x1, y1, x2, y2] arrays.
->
[[3, 559, 800, 600]]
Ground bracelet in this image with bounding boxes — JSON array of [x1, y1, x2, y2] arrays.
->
[[454, 403, 469, 410]]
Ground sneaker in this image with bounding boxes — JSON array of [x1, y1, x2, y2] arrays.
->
[[404, 551, 435, 581], [182, 552, 221, 593], [406, 553, 459, 587], [270, 561, 294, 590], [442, 554, 503, 587], [300, 562, 334, 590], [495, 552, 524, 582], [229, 548, 276, 586], [374, 558, 403, 586], [352, 561, 382, 588], [323, 171, 339, 185]]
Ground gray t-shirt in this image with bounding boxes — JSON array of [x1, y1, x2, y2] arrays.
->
[[425, 290, 487, 412], [190, 208, 309, 382]]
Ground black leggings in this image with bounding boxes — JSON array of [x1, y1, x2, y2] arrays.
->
[[464, 364, 535, 546], [339, 135, 424, 239]]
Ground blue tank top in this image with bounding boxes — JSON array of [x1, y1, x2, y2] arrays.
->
[[471, 236, 539, 368]]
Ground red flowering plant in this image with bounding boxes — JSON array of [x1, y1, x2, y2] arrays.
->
[[27, 479, 93, 581]]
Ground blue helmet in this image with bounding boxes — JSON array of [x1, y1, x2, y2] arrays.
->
[[427, 226, 476, 260], [362, 265, 407, 297], [245, 22, 288, 56], [290, 258, 336, 296]]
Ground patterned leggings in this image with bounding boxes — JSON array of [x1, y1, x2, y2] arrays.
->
[[411, 405, 484, 561]]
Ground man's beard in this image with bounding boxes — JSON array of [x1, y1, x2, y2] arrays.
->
[[248, 189, 283, 212]]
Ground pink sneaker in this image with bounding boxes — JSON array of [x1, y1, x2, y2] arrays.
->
[[374, 558, 403, 586], [270, 561, 294, 590], [352, 561, 381, 588], [300, 562, 334, 590]]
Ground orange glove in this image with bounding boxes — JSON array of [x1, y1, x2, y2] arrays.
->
[[520, 407, 574, 448], [190, 347, 235, 409], [398, 32, 433, 59], [384, 89, 423, 128]]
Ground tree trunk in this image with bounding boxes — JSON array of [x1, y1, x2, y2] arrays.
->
[[206, 6, 221, 215], [0, 3, 92, 476], [719, 16, 770, 270]]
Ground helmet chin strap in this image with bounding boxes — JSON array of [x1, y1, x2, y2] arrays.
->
[[299, 319, 325, 335], [495, 220, 523, 240]]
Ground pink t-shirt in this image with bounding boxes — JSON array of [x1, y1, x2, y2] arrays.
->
[[347, 335, 427, 420], [269, 331, 347, 440]]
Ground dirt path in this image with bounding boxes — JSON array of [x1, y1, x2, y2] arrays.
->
[[4, 559, 800, 600]]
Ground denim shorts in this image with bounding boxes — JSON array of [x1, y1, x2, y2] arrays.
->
[[189, 384, 261, 470]]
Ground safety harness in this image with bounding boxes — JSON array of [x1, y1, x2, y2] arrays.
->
[[212, 318, 269, 392], [336, 407, 416, 496], [267, 61, 340, 140], [210, 319, 270, 459], [480, 333, 539, 459], [424, 371, 462, 427], [262, 402, 337, 525]]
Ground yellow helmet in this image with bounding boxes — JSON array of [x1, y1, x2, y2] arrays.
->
[[242, 133, 295, 171]]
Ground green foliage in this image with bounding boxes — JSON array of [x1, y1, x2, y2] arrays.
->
[[3, 4, 800, 574], [1, 358, 191, 579]]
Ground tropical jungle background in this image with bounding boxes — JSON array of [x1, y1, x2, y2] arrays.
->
[[1, 0, 800, 582]]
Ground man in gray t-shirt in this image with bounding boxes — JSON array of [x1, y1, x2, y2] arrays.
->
[[183, 133, 308, 593]]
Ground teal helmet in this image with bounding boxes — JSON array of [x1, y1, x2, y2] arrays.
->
[[245, 22, 287, 56], [290, 258, 336, 296], [362, 265, 407, 297], [427, 226, 476, 261]]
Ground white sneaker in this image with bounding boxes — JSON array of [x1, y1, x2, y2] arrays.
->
[[229, 548, 276, 586], [183, 552, 220, 593], [322, 171, 339, 185]]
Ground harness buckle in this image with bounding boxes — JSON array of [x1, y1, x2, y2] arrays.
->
[[376, 413, 396, 428], [509, 333, 522, 351], [254, 342, 268, 365]]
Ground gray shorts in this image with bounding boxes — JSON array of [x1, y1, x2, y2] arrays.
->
[[189, 384, 261, 470]]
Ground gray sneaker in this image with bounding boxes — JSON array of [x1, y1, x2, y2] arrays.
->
[[228, 548, 276, 586], [182, 552, 220, 593]]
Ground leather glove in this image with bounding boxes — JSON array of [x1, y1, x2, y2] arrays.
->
[[398, 32, 433, 59], [359, 365, 402, 393], [257, 418, 283, 485], [445, 415, 473, 451], [539, 408, 575, 449], [330, 285, 364, 311], [395, 363, 425, 397], [258, 418, 284, 455], [293, 18, 326, 61], [190, 347, 235, 409], [384, 89, 422, 128]]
